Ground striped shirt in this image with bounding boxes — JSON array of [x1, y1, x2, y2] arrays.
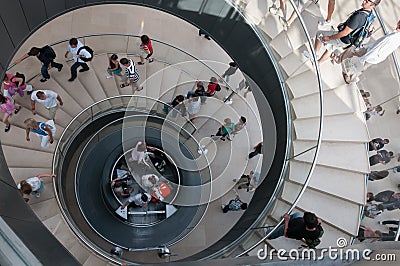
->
[[125, 59, 140, 82]]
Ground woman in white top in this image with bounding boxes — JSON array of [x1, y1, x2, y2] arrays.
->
[[187, 94, 201, 122], [18, 173, 55, 199], [131, 141, 155, 166]]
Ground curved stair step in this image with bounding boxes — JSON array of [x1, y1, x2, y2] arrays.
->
[[279, 49, 313, 77], [90, 53, 122, 98], [281, 182, 361, 235], [258, 12, 286, 39], [293, 140, 370, 173], [243, 0, 270, 25], [294, 114, 369, 142], [286, 69, 321, 98], [8, 167, 52, 184], [289, 161, 366, 205], [51, 66, 97, 107], [2, 145, 53, 168], [291, 84, 366, 118]]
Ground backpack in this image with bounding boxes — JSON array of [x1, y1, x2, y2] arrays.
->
[[41, 45, 56, 60], [77, 46, 94, 62], [304, 227, 324, 249], [347, 9, 375, 48], [215, 84, 221, 91]]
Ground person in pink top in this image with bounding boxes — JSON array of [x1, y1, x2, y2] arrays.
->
[[138, 35, 154, 65], [2, 72, 33, 98], [0, 93, 21, 132]]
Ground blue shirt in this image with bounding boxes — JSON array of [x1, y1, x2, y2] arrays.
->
[[30, 122, 53, 136]]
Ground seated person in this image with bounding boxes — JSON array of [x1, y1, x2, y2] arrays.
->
[[121, 192, 151, 209], [148, 149, 167, 173], [235, 170, 260, 192], [141, 174, 160, 189], [111, 179, 133, 198]]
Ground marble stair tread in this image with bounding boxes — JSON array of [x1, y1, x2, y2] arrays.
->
[[286, 69, 321, 98], [288, 161, 366, 205], [291, 84, 364, 118], [293, 140, 370, 173], [243, 0, 270, 24], [51, 64, 97, 108], [8, 167, 53, 184], [293, 114, 369, 142], [279, 49, 313, 77], [29, 197, 60, 222], [2, 145, 53, 168], [281, 184, 360, 235], [158, 66, 183, 101], [143, 61, 166, 107], [258, 12, 286, 39], [174, 71, 196, 98], [77, 61, 109, 102], [270, 32, 294, 58], [90, 53, 122, 98]]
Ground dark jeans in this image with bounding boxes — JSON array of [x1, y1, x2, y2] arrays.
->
[[41, 61, 63, 79], [267, 212, 303, 239], [70, 62, 89, 80], [249, 143, 263, 159]]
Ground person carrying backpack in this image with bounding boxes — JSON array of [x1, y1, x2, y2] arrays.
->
[[311, 0, 380, 64], [13, 46, 63, 82], [267, 212, 324, 249], [336, 19, 400, 84], [65, 38, 93, 82]]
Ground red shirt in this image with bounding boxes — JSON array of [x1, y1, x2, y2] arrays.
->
[[207, 83, 218, 95], [142, 39, 153, 54]]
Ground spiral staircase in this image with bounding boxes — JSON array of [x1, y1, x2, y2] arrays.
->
[[1, 0, 399, 265]]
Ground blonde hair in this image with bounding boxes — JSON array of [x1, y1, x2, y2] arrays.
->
[[224, 118, 231, 124], [24, 118, 37, 128]]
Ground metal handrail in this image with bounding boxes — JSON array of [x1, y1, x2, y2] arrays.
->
[[52, 95, 212, 258], [234, 0, 324, 257], [6, 33, 237, 94], [373, 8, 400, 108]]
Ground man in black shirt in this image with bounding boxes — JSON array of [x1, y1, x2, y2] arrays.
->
[[268, 212, 323, 242], [14, 46, 63, 82], [369, 138, 389, 151], [312, 0, 380, 64]]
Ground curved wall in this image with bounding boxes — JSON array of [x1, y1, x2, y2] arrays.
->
[[0, 0, 288, 262]]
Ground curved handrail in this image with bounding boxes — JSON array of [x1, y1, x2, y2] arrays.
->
[[234, 0, 324, 257], [373, 8, 400, 107], [4, 4, 324, 260], [6, 33, 237, 95], [52, 95, 212, 259]]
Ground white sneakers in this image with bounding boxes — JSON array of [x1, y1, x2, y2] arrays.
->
[[318, 19, 332, 26], [269, 6, 283, 18]]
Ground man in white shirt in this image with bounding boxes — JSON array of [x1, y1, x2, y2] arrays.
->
[[65, 38, 91, 82], [338, 19, 400, 83], [30, 90, 63, 121], [121, 192, 151, 209]]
